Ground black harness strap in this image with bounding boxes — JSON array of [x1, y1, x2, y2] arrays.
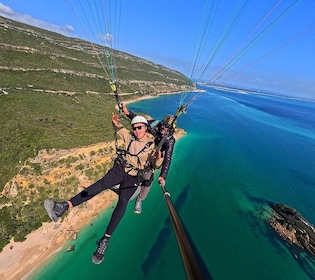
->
[[114, 131, 153, 175]]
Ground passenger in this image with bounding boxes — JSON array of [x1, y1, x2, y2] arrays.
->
[[44, 113, 162, 264]]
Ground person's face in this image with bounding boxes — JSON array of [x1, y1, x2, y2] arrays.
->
[[132, 123, 147, 139], [160, 122, 170, 135]]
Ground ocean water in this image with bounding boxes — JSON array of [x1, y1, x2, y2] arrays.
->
[[30, 87, 315, 280]]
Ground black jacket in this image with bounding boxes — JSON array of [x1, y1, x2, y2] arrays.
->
[[127, 111, 175, 179]]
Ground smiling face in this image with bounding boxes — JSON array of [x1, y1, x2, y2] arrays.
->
[[160, 115, 175, 135], [132, 123, 147, 139], [160, 123, 170, 135]]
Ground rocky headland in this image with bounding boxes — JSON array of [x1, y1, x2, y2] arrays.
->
[[269, 203, 315, 257]]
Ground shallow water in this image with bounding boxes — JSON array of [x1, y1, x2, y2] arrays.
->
[[31, 88, 315, 280]]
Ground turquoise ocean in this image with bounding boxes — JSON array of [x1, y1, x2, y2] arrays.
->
[[30, 87, 315, 280]]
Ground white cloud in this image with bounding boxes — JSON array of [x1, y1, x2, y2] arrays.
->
[[97, 33, 113, 46], [0, 2, 75, 37], [0, 2, 13, 15]]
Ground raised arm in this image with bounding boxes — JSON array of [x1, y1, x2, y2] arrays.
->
[[122, 104, 136, 120]]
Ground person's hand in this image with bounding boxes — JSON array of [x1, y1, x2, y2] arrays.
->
[[112, 113, 120, 127], [155, 150, 162, 159], [158, 176, 165, 187], [122, 103, 129, 115]]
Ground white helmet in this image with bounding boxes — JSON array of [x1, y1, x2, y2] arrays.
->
[[131, 115, 148, 125]]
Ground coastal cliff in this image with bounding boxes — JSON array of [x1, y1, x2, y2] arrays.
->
[[0, 126, 186, 279]]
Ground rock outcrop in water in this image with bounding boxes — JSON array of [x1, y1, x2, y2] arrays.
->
[[269, 203, 315, 257]]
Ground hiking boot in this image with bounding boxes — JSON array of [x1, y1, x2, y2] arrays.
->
[[134, 199, 142, 214], [44, 198, 69, 222], [92, 237, 109, 264]]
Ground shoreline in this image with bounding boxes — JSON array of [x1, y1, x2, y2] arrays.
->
[[120, 90, 185, 105], [0, 92, 187, 280], [0, 191, 118, 280]]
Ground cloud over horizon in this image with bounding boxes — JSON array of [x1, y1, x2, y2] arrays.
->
[[0, 2, 75, 37]]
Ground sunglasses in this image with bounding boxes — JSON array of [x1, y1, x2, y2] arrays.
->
[[132, 125, 145, 131], [161, 122, 170, 129]]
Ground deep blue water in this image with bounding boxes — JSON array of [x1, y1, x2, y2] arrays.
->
[[31, 87, 315, 280]]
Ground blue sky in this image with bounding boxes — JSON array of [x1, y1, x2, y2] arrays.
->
[[1, 0, 315, 100]]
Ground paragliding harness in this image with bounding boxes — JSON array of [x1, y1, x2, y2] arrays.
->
[[114, 131, 154, 182]]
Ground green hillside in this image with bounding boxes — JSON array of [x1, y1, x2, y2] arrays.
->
[[0, 16, 193, 251]]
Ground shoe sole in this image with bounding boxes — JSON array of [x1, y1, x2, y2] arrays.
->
[[92, 255, 104, 264], [134, 209, 141, 214], [44, 199, 58, 222]]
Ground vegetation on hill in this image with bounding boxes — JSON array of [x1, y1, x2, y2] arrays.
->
[[0, 16, 192, 94], [0, 16, 193, 251]]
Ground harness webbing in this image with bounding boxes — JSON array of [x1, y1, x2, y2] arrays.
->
[[114, 129, 153, 172]]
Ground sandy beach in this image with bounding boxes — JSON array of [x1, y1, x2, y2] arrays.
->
[[0, 189, 118, 280], [0, 92, 187, 280]]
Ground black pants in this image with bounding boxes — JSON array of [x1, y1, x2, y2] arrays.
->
[[142, 173, 154, 187], [69, 163, 139, 235]]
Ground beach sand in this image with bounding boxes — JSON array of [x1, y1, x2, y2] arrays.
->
[[0, 93, 187, 280], [0, 190, 118, 280]]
